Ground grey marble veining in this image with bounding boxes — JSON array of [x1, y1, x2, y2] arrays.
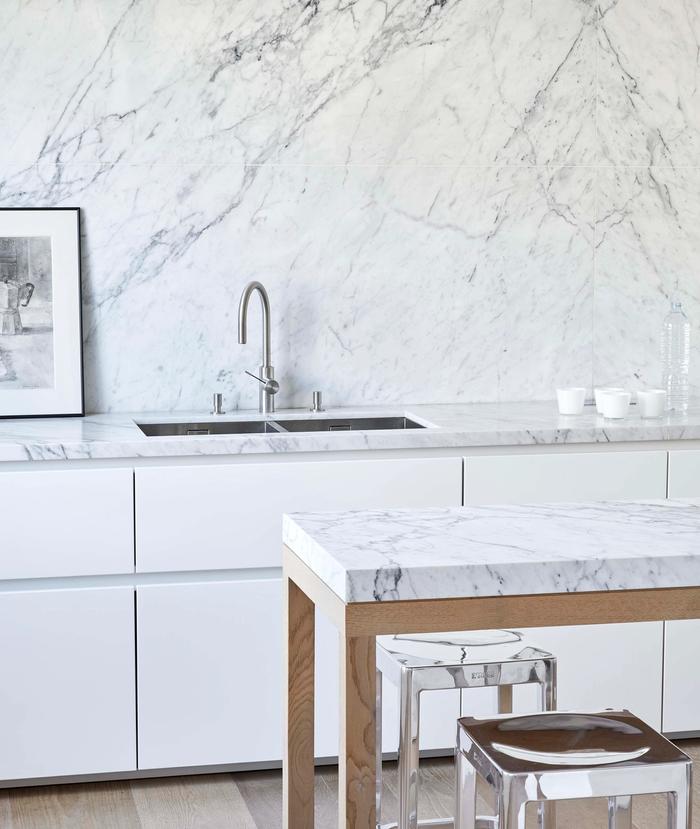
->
[[3, 1, 698, 413], [2, 400, 700, 462], [283, 500, 700, 602]]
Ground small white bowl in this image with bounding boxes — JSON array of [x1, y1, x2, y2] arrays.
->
[[600, 391, 632, 419], [556, 387, 586, 416], [594, 387, 625, 415], [637, 389, 667, 419]]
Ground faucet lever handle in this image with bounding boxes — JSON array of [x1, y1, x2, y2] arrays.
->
[[245, 370, 279, 395]]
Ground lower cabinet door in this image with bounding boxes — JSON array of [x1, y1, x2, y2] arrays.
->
[[138, 579, 286, 768], [519, 622, 664, 729], [137, 578, 359, 769], [663, 620, 700, 734], [0, 587, 136, 780]]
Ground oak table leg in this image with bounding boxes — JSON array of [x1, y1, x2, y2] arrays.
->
[[284, 577, 316, 829], [497, 684, 513, 714], [340, 633, 377, 829]]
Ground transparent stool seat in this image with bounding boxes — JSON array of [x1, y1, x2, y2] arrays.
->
[[456, 710, 692, 829], [377, 630, 555, 682]]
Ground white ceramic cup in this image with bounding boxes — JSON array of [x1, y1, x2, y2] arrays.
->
[[594, 387, 625, 415], [600, 390, 631, 419], [637, 389, 667, 419], [557, 387, 586, 415]]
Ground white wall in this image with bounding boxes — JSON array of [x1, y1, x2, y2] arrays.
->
[[0, 1, 698, 412]]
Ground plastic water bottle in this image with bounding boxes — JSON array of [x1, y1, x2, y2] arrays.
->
[[661, 300, 691, 413]]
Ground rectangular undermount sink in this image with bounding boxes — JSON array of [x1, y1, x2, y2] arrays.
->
[[136, 415, 426, 437], [137, 420, 285, 437], [274, 416, 424, 432]]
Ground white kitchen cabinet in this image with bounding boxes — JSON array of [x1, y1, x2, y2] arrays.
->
[[137, 578, 343, 767], [664, 452, 700, 733], [463, 450, 667, 730], [136, 457, 462, 572], [668, 450, 700, 498], [521, 623, 664, 729], [663, 620, 700, 733], [137, 579, 285, 768], [464, 450, 668, 504], [0, 468, 134, 579], [0, 587, 136, 780]]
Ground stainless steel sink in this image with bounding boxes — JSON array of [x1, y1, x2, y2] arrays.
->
[[275, 416, 424, 432], [136, 415, 426, 437], [137, 420, 285, 437]]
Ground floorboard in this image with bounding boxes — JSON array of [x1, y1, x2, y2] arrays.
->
[[2, 740, 699, 828], [7, 781, 140, 829], [130, 774, 256, 829], [0, 792, 11, 829]]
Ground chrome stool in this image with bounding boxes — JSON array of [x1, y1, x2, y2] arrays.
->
[[456, 709, 692, 829], [376, 630, 557, 829]]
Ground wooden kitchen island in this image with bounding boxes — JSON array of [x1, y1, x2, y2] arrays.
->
[[282, 501, 700, 829]]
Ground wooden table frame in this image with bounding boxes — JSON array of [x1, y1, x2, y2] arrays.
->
[[282, 544, 700, 829]]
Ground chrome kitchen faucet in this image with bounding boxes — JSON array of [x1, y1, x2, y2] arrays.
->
[[238, 281, 279, 414]]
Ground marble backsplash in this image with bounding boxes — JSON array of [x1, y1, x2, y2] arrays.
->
[[0, 0, 698, 412]]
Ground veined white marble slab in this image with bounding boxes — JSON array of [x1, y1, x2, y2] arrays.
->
[[283, 500, 700, 603], [2, 400, 700, 462]]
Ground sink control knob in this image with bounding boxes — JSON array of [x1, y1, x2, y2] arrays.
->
[[211, 393, 225, 415], [310, 391, 324, 413]]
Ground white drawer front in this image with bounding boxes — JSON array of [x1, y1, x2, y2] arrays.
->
[[0, 468, 134, 579], [465, 451, 667, 504], [136, 457, 462, 572]]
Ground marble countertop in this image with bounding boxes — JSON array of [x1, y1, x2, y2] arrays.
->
[[283, 500, 700, 603], [2, 400, 700, 462]]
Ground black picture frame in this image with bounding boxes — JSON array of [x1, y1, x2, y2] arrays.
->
[[0, 207, 84, 418]]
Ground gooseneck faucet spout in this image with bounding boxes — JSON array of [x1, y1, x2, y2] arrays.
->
[[238, 281, 271, 367], [238, 281, 278, 414]]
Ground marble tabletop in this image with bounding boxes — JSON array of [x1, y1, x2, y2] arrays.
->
[[2, 400, 700, 462], [283, 500, 700, 603]]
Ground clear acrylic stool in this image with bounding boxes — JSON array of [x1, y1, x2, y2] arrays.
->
[[376, 630, 557, 829], [456, 709, 692, 829]]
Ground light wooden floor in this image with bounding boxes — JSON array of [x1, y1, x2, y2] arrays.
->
[[2, 740, 699, 828]]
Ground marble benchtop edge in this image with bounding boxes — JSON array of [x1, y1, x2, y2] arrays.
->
[[2, 401, 700, 462]]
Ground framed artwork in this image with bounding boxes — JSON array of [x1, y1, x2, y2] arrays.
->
[[0, 208, 84, 417]]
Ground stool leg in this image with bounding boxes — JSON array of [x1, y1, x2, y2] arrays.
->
[[503, 788, 527, 829], [607, 796, 632, 828], [455, 750, 477, 829], [376, 668, 383, 829], [538, 662, 558, 829], [667, 788, 692, 829], [541, 660, 557, 712], [398, 669, 420, 829]]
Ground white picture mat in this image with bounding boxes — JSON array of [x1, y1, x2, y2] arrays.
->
[[0, 210, 82, 417]]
